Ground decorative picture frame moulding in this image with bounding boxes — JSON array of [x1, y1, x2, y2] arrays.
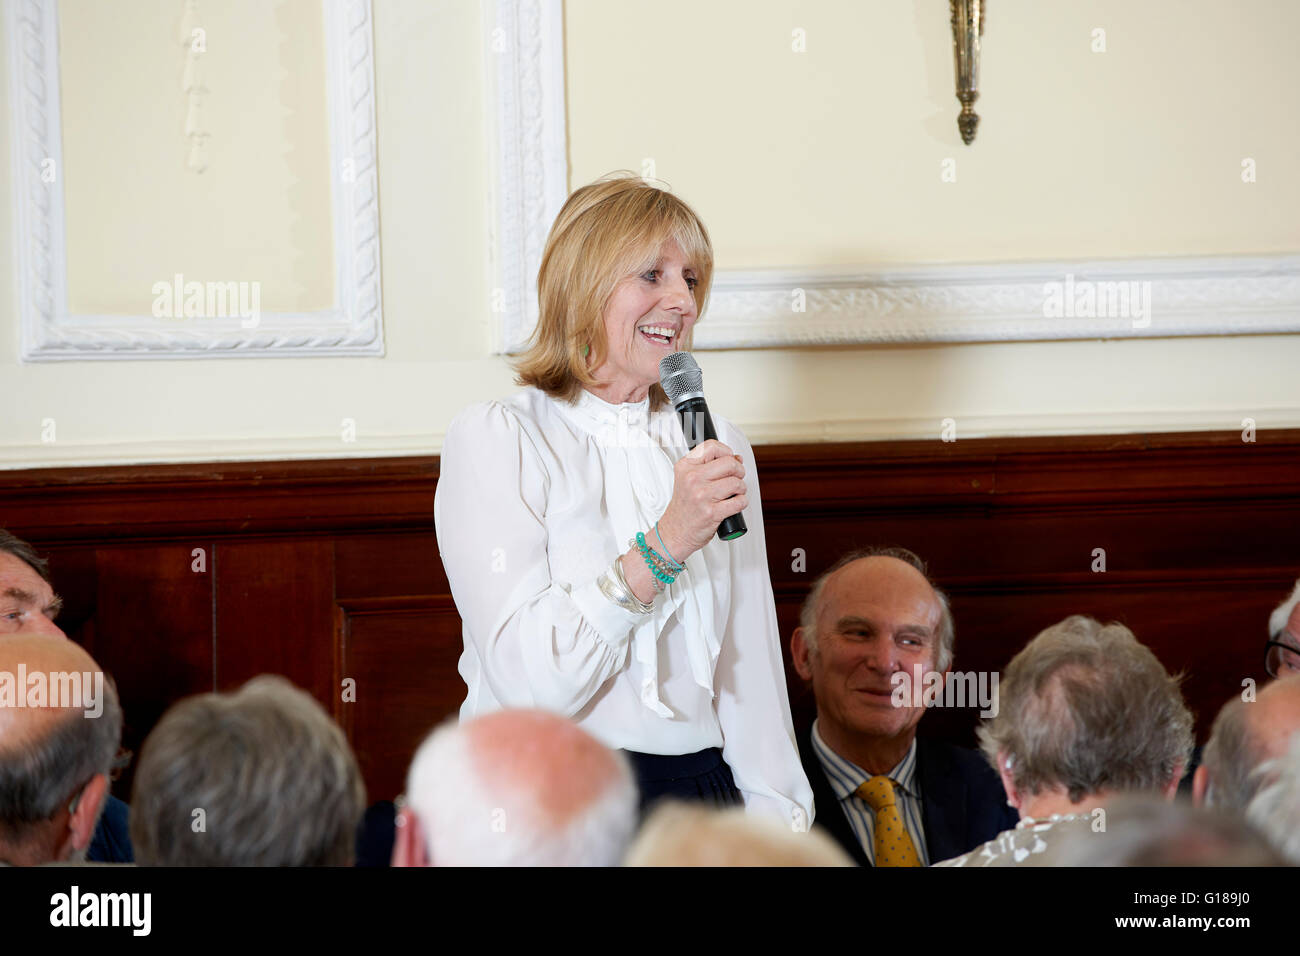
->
[[7, 0, 384, 360]]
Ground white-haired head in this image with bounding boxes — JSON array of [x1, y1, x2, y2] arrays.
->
[[403, 709, 637, 866], [1246, 729, 1300, 864]]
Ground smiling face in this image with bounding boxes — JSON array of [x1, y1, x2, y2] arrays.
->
[[798, 557, 943, 750], [587, 239, 699, 404]]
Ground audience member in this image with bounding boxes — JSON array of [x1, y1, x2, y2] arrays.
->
[[790, 547, 1016, 867], [1, 528, 133, 862], [0, 635, 122, 865], [1245, 730, 1300, 864], [625, 803, 854, 866], [1051, 795, 1283, 866], [0, 529, 65, 637], [1193, 674, 1300, 810], [936, 615, 1193, 866], [130, 675, 364, 866], [393, 708, 637, 866]]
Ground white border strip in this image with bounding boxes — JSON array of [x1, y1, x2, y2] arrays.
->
[[485, 0, 568, 354], [7, 0, 384, 360], [5, 402, 1299, 469], [698, 255, 1300, 347]]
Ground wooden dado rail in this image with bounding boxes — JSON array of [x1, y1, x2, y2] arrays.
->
[[2, 429, 1297, 803]]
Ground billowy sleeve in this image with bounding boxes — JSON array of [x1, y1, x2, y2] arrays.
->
[[713, 424, 816, 829], [434, 401, 639, 717]]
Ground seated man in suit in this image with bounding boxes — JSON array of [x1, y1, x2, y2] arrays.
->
[[0, 528, 133, 862], [936, 615, 1193, 866], [0, 634, 123, 865], [790, 546, 1016, 867]]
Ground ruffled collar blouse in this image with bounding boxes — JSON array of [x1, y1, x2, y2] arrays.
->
[[434, 385, 814, 825]]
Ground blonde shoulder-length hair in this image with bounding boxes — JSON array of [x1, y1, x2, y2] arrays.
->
[[512, 172, 714, 413]]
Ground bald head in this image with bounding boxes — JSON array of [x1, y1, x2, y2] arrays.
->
[[818, 557, 940, 641], [797, 548, 954, 672], [1247, 675, 1300, 761], [0, 634, 121, 865], [1199, 675, 1300, 811], [401, 709, 638, 866], [463, 709, 626, 829], [0, 634, 103, 747]]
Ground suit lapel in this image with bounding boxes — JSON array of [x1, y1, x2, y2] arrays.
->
[[797, 724, 870, 867], [917, 738, 967, 864]]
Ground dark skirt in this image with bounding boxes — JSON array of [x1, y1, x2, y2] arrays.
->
[[622, 747, 743, 817]]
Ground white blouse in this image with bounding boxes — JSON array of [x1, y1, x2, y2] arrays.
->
[[434, 385, 814, 827]]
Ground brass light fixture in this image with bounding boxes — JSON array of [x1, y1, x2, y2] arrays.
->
[[949, 0, 985, 144]]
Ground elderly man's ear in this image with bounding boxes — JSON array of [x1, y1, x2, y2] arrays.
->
[[1191, 765, 1209, 807], [790, 627, 814, 682], [57, 773, 108, 862], [391, 807, 428, 867]]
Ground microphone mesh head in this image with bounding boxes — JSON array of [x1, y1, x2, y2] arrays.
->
[[659, 351, 704, 404]]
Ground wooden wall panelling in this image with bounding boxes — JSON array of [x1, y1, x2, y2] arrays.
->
[[337, 596, 465, 802], [44, 541, 215, 802], [335, 532, 460, 801], [213, 538, 336, 701], [1, 433, 1297, 808]]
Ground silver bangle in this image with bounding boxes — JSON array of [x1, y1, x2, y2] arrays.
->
[[599, 569, 652, 615], [606, 555, 655, 614]]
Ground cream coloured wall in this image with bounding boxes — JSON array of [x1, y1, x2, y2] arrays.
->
[[565, 0, 1300, 443], [568, 0, 1300, 265], [1, 0, 515, 468], [60, 0, 335, 315], [1, 0, 1297, 471]]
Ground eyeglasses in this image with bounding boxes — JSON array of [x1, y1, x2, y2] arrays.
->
[[1265, 628, 1300, 678]]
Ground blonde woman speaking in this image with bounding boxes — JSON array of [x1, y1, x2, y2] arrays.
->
[[435, 173, 813, 828]]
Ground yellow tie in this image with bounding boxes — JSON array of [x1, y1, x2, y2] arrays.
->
[[856, 776, 922, 867]]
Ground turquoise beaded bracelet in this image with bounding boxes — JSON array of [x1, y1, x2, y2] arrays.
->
[[627, 537, 669, 592], [634, 532, 678, 585]]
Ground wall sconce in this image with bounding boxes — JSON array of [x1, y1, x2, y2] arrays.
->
[[949, 0, 985, 144]]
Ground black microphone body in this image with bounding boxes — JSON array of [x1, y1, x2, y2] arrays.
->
[[660, 357, 747, 542]]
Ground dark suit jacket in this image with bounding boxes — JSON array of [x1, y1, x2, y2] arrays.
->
[[87, 795, 133, 863], [797, 723, 1018, 866]]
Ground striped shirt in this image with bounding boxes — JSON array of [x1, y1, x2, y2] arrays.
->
[[810, 719, 929, 866]]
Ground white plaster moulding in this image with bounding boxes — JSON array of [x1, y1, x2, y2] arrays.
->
[[480, 7, 1298, 351], [694, 255, 1300, 348], [485, 0, 568, 355], [7, 0, 384, 360]]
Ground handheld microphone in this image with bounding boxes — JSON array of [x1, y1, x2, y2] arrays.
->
[[659, 352, 747, 541]]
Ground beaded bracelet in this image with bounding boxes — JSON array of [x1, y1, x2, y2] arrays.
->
[[625, 545, 666, 596], [634, 532, 678, 585], [634, 534, 676, 579], [645, 535, 683, 577], [628, 538, 670, 589]]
